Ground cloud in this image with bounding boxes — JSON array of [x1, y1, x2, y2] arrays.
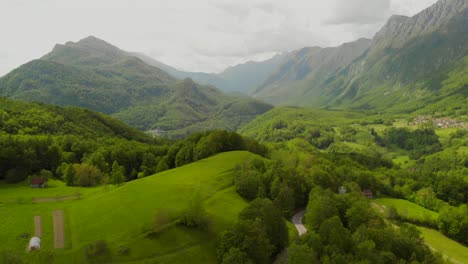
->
[[326, 0, 392, 25], [390, 0, 439, 16], [0, 0, 441, 75]]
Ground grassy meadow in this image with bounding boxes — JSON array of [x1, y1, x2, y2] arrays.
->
[[0, 151, 258, 263], [417, 226, 468, 264], [374, 198, 468, 264], [374, 198, 439, 222]]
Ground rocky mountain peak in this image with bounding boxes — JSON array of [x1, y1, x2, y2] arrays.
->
[[372, 0, 468, 49]]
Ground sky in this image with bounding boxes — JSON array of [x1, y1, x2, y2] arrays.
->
[[0, 0, 438, 76]]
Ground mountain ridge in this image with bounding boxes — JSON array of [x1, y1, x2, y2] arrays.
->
[[133, 52, 286, 94], [0, 36, 273, 137], [248, 0, 468, 115]]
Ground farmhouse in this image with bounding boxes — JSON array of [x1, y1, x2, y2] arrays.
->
[[362, 189, 374, 199], [31, 177, 47, 188]]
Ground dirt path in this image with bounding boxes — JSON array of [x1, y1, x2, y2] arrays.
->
[[292, 210, 307, 236], [32, 195, 79, 203], [33, 215, 42, 237], [53, 210, 64, 248]]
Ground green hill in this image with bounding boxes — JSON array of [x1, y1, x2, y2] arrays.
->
[[0, 151, 259, 263], [0, 97, 149, 141], [0, 37, 272, 137]]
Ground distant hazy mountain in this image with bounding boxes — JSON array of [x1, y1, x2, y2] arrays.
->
[[251, 38, 372, 105], [133, 52, 286, 94], [250, 0, 468, 115], [0, 36, 272, 137]]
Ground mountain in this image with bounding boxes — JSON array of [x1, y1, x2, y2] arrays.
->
[[251, 38, 372, 105], [322, 0, 468, 113], [250, 0, 468, 115], [0, 36, 272, 137], [133, 52, 286, 94]]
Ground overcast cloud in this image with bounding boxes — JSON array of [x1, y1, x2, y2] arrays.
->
[[0, 0, 438, 76]]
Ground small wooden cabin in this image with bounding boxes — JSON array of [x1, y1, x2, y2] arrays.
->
[[31, 177, 47, 188]]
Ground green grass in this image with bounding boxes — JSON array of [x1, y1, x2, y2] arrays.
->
[[416, 226, 468, 264], [0, 151, 258, 263], [374, 198, 439, 222], [0, 179, 105, 204]]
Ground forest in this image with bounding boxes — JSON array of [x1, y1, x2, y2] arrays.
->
[[0, 97, 466, 263], [0, 98, 267, 185]]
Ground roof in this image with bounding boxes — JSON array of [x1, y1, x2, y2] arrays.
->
[[31, 177, 46, 185]]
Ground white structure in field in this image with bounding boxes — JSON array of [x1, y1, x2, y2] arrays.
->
[[29, 237, 41, 251]]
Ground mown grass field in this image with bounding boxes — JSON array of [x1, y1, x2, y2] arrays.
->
[[416, 226, 468, 264], [374, 198, 439, 222], [0, 151, 258, 263]]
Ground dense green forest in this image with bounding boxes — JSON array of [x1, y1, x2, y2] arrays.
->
[[236, 106, 467, 249], [2, 96, 465, 262], [0, 97, 266, 185]]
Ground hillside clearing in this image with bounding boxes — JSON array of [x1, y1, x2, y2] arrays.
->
[[416, 226, 468, 264], [374, 198, 439, 222]]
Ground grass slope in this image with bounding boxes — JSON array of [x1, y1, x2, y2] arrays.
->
[[416, 226, 468, 264], [374, 198, 439, 222], [0, 151, 259, 263], [374, 198, 468, 263]]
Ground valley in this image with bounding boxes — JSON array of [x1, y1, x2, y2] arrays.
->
[[0, 0, 467, 263]]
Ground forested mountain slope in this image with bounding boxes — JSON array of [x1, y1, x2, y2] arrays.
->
[[250, 0, 468, 116], [0, 37, 272, 137], [251, 38, 371, 105]]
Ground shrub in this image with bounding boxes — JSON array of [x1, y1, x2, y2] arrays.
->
[[84, 240, 110, 261], [177, 194, 211, 230]]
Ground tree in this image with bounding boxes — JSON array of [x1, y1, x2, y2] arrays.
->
[[175, 145, 193, 167], [74, 163, 104, 187], [221, 247, 253, 264], [155, 156, 170, 173], [140, 153, 158, 176], [234, 168, 262, 200], [39, 169, 53, 181], [110, 161, 126, 186], [5, 168, 28, 183], [287, 243, 318, 264], [64, 164, 75, 186], [306, 187, 339, 230], [240, 198, 289, 252], [86, 150, 109, 174], [272, 182, 295, 217], [346, 200, 375, 232], [318, 216, 352, 255], [177, 193, 210, 230]]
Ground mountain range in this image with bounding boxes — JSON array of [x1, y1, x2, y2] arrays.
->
[[0, 0, 466, 137], [132, 52, 286, 94], [252, 0, 468, 114], [0, 37, 272, 137]]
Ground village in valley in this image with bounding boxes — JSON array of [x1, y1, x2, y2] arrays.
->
[[409, 116, 466, 129]]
